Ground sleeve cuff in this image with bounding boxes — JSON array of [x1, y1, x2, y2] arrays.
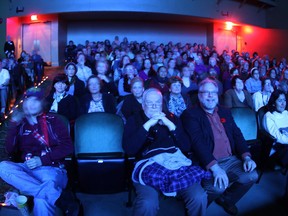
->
[[241, 152, 251, 160], [206, 160, 217, 170]]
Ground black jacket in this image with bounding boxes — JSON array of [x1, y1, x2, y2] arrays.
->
[[181, 105, 249, 169], [123, 110, 190, 159]]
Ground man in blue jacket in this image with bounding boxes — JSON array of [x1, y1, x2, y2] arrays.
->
[[182, 78, 258, 215]]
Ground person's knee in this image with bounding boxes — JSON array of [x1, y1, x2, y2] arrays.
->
[[133, 186, 159, 215], [238, 170, 259, 184], [184, 184, 207, 203]]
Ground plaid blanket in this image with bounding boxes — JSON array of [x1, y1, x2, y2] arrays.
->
[[133, 161, 211, 196]]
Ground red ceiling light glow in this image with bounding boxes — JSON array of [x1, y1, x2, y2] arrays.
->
[[31, 15, 38, 21], [225, 21, 234, 31]]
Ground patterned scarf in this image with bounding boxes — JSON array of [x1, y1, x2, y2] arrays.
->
[[168, 94, 187, 117]]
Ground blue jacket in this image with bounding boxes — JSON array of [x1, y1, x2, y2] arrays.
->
[[181, 105, 249, 169]]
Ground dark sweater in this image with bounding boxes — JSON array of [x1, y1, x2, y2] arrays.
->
[[45, 93, 78, 121], [123, 110, 190, 159], [121, 94, 142, 120], [79, 93, 116, 115], [181, 105, 250, 169], [6, 113, 73, 167]]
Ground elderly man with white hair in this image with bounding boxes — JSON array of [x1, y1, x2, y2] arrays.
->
[[123, 88, 209, 216]]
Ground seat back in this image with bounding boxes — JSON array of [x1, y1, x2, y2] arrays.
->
[[256, 105, 268, 133], [74, 112, 124, 156], [74, 113, 126, 194], [230, 107, 257, 141]]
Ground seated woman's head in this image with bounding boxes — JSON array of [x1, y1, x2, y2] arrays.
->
[[251, 67, 260, 80], [65, 62, 77, 78], [261, 77, 272, 93], [123, 64, 137, 79], [231, 75, 244, 91], [230, 67, 239, 76], [87, 75, 102, 94], [130, 77, 144, 99], [181, 66, 191, 78], [52, 74, 69, 94], [267, 90, 286, 113], [157, 66, 168, 79], [96, 60, 108, 75], [168, 76, 183, 95]]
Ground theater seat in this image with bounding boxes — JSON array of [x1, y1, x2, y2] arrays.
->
[[74, 112, 127, 194], [230, 107, 262, 182]]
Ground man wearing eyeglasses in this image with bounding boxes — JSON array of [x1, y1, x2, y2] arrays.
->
[[182, 78, 258, 216], [123, 88, 208, 216]]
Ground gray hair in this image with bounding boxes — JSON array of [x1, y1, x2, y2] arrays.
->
[[198, 78, 219, 92], [142, 88, 163, 104]]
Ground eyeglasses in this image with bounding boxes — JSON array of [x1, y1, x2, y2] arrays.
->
[[199, 91, 218, 96], [145, 102, 162, 108]]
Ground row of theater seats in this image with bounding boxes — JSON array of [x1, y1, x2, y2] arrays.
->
[[60, 107, 283, 206]]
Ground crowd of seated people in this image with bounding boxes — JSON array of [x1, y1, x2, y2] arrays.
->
[[2, 36, 288, 215], [59, 36, 288, 214], [0, 48, 44, 120]]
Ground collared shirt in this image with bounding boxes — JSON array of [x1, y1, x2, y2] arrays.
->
[[206, 108, 232, 161]]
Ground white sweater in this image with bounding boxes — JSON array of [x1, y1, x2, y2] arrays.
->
[[263, 110, 288, 144]]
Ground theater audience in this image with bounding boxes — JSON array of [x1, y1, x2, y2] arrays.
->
[[0, 58, 10, 119], [145, 66, 169, 95], [181, 66, 198, 98], [76, 53, 92, 86], [267, 67, 280, 89], [65, 62, 86, 99], [95, 60, 118, 96], [182, 78, 258, 216], [114, 55, 130, 82], [139, 58, 156, 81], [245, 67, 262, 94], [121, 77, 144, 121], [118, 64, 138, 97], [0, 88, 80, 216], [224, 75, 253, 109], [223, 67, 239, 93], [167, 58, 180, 78], [79, 75, 116, 114], [45, 74, 78, 121], [252, 77, 273, 112], [123, 88, 208, 216], [163, 76, 191, 117], [263, 90, 288, 204]]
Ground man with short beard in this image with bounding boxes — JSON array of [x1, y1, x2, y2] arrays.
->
[[182, 78, 258, 216]]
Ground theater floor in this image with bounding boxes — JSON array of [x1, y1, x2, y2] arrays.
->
[[0, 67, 287, 216], [0, 169, 287, 216]]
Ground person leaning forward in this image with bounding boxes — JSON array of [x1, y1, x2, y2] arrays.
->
[[123, 88, 209, 216]]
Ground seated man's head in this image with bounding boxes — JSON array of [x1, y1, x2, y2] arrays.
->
[[142, 88, 163, 118], [198, 78, 219, 113]]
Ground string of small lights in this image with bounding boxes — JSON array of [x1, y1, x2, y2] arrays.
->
[[0, 76, 49, 126]]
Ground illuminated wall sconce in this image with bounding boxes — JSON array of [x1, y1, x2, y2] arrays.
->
[[225, 21, 234, 31], [31, 15, 38, 21]]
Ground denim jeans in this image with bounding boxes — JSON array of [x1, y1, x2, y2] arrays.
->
[[0, 161, 68, 216], [132, 183, 207, 216]]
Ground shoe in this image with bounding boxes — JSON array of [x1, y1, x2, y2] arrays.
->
[[55, 189, 81, 216], [215, 197, 238, 215]]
